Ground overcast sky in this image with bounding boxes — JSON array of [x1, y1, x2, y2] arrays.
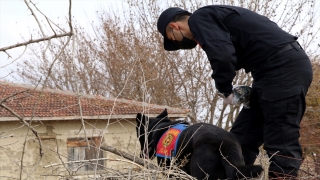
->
[[0, 0, 123, 81]]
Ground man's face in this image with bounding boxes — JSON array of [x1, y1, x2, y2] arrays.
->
[[166, 27, 184, 41], [163, 20, 197, 50]]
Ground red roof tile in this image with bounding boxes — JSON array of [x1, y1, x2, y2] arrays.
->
[[0, 81, 189, 120]]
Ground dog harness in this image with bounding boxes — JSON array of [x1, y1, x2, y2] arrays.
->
[[156, 124, 188, 158]]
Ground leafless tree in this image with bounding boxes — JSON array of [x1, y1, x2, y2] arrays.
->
[[1, 0, 320, 179], [0, 0, 74, 179], [13, 0, 320, 128]]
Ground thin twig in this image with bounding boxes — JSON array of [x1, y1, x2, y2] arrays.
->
[[0, 103, 44, 156], [29, 0, 64, 33], [0, 46, 27, 68], [0, 32, 73, 52], [0, 134, 14, 139], [24, 0, 45, 36], [44, 157, 144, 169], [219, 141, 247, 179], [55, 139, 70, 174], [0, 90, 28, 104]]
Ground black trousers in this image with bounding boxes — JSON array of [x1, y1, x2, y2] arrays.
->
[[230, 43, 313, 178]]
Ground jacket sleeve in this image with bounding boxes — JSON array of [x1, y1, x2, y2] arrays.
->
[[188, 11, 237, 95]]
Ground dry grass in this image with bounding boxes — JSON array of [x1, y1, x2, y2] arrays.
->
[[45, 147, 320, 180]]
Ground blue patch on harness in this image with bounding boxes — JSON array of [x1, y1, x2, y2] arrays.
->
[[156, 124, 188, 159]]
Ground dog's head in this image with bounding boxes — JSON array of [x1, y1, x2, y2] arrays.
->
[[136, 109, 168, 159]]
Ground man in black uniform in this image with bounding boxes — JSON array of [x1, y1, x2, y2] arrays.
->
[[157, 5, 313, 179]]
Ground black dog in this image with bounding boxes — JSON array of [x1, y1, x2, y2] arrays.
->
[[136, 109, 263, 180]]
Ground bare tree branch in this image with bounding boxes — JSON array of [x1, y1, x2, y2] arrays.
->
[[100, 145, 159, 170], [0, 33, 73, 52], [0, 0, 73, 53], [0, 103, 44, 156]]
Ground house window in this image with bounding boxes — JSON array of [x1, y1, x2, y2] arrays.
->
[[67, 137, 104, 171]]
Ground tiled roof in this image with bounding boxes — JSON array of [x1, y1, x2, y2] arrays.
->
[[0, 81, 189, 121]]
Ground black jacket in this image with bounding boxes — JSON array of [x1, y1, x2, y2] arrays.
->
[[188, 5, 297, 94]]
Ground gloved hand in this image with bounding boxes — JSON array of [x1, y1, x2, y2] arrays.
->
[[220, 85, 252, 108], [223, 93, 241, 106]]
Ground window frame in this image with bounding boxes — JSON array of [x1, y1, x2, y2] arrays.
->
[[67, 137, 104, 172]]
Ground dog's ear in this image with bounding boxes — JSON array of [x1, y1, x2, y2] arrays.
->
[[156, 108, 168, 118], [136, 113, 146, 139], [136, 113, 147, 126], [136, 113, 142, 125]]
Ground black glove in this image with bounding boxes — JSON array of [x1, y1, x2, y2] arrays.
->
[[232, 85, 252, 108]]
